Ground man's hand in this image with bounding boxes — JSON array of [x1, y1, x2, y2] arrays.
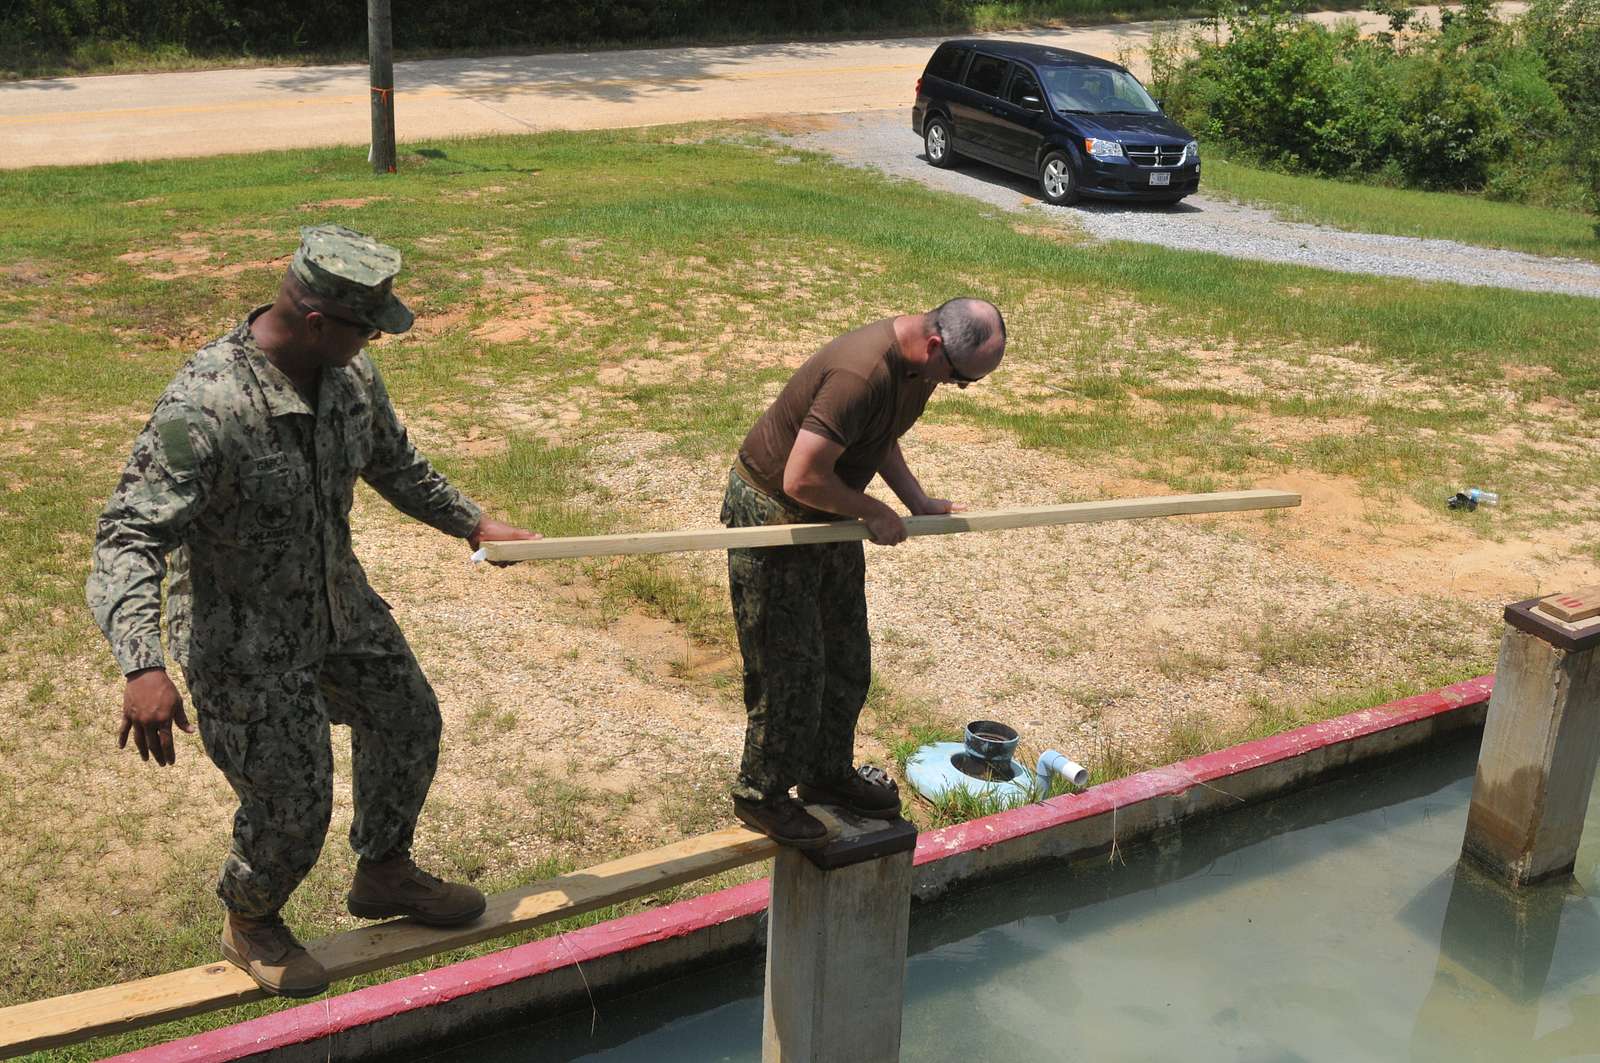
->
[[863, 508, 908, 547], [909, 496, 966, 516], [468, 516, 541, 567], [120, 668, 194, 767]]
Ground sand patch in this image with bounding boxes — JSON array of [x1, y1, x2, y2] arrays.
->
[[471, 289, 597, 345], [1257, 470, 1599, 599], [758, 114, 844, 136], [472, 292, 558, 344], [596, 354, 707, 387], [303, 197, 389, 210], [117, 235, 291, 282]]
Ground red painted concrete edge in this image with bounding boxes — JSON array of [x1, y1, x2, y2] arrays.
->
[[109, 673, 1493, 1063], [110, 880, 771, 1063], [912, 673, 1495, 865]]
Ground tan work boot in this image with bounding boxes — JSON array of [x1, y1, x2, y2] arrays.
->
[[346, 852, 487, 926], [220, 912, 329, 998]]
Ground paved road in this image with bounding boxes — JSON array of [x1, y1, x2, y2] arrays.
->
[[0, 7, 1493, 169]]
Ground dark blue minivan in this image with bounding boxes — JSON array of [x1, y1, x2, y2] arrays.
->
[[912, 40, 1199, 205]]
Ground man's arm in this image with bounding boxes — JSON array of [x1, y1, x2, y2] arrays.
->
[[783, 430, 909, 546], [86, 403, 210, 766], [877, 442, 964, 516]]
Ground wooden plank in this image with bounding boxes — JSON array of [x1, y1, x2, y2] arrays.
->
[[1535, 586, 1600, 624], [481, 489, 1302, 562], [0, 827, 778, 1058]]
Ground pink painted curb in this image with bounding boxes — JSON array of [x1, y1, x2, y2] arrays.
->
[[109, 881, 771, 1063], [913, 673, 1495, 865], [109, 673, 1493, 1062]]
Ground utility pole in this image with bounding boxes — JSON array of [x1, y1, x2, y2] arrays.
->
[[368, 0, 397, 174]]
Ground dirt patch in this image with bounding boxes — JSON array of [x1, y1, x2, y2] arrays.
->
[[399, 305, 470, 341], [0, 262, 51, 287], [303, 197, 389, 210], [758, 115, 844, 135], [1257, 470, 1599, 599], [1242, 412, 1370, 446], [117, 238, 291, 282], [471, 289, 598, 345], [472, 293, 557, 344], [596, 354, 707, 387], [1011, 221, 1084, 244]]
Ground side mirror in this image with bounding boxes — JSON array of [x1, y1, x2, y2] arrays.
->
[[1154, 98, 1166, 110], [1021, 95, 1044, 111]]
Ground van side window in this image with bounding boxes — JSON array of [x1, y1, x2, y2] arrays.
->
[[964, 54, 1008, 97], [1007, 69, 1042, 107], [926, 45, 970, 82]]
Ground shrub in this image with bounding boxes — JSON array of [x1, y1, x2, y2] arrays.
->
[[1522, 0, 1600, 229], [1162, 0, 1592, 223], [1165, 3, 1405, 176]]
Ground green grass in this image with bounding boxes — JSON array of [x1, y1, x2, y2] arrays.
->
[[1202, 155, 1600, 263], [0, 122, 1584, 1057]]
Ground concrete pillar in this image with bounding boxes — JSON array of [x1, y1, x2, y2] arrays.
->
[[762, 807, 918, 1063], [1463, 591, 1600, 886]]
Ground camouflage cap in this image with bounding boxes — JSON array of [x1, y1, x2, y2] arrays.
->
[[290, 223, 414, 334]]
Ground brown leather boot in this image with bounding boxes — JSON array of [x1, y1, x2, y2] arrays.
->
[[346, 852, 487, 926], [220, 912, 329, 998]]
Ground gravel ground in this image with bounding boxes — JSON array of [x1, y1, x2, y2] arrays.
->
[[778, 110, 1600, 300]]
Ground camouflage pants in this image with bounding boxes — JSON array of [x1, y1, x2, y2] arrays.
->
[[721, 468, 870, 802], [185, 613, 441, 918]]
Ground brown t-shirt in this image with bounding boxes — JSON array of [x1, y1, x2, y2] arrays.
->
[[738, 318, 937, 505]]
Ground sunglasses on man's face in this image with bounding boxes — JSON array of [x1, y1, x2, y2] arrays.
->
[[933, 323, 984, 389], [296, 299, 380, 340]]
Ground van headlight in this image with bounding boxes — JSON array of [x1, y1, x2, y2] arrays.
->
[[1084, 138, 1123, 158], [1184, 140, 1199, 162]]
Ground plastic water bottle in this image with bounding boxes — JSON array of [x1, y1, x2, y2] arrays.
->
[[1447, 489, 1499, 511]]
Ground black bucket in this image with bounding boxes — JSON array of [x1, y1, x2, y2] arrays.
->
[[964, 720, 1019, 765]]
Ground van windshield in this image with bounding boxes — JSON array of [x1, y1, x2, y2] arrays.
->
[[1039, 66, 1159, 114]]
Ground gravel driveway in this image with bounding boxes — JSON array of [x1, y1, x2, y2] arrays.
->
[[779, 110, 1600, 299]]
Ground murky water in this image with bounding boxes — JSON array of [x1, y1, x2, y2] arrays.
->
[[445, 736, 1600, 1062]]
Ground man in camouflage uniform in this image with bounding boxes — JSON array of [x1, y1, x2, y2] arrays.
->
[[722, 298, 1006, 847], [87, 225, 539, 998]]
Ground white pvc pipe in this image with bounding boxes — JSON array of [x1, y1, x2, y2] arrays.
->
[[1037, 750, 1089, 789]]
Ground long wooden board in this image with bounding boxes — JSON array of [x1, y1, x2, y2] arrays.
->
[[0, 827, 778, 1058], [481, 489, 1301, 562]]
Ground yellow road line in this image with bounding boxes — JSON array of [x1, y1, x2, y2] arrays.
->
[[0, 62, 919, 127]]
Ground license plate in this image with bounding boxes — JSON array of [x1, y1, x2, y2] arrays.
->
[[1149, 172, 1171, 186]]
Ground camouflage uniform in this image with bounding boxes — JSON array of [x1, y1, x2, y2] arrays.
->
[[720, 469, 870, 802], [86, 226, 479, 917]]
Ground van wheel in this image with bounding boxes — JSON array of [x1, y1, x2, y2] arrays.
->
[[1040, 151, 1079, 205], [924, 117, 958, 168]]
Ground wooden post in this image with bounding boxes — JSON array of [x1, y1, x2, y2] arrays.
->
[[368, 0, 397, 174], [762, 808, 918, 1063], [1462, 590, 1600, 886]]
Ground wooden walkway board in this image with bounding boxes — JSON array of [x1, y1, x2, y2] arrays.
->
[[481, 489, 1302, 562], [0, 827, 778, 1058]]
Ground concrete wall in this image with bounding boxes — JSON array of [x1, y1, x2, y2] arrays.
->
[[108, 675, 1493, 1063]]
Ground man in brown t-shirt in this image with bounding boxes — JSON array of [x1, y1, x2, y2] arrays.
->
[[720, 298, 1006, 846]]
